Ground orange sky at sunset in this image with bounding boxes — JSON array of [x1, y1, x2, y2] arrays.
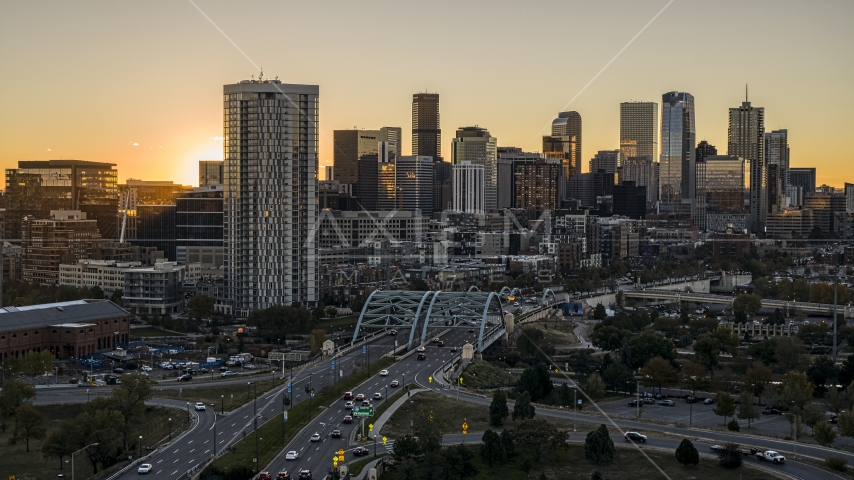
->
[[1, 1, 852, 188]]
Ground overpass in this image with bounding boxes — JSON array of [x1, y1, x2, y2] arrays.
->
[[623, 289, 854, 318]]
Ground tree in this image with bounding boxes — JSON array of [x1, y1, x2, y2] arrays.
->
[[713, 392, 736, 425], [639, 357, 678, 394], [593, 303, 607, 320], [800, 405, 825, 436], [824, 386, 853, 415], [773, 337, 807, 374], [441, 444, 478, 480], [602, 363, 634, 393], [717, 443, 743, 469], [681, 361, 711, 394], [839, 354, 854, 388], [409, 278, 429, 291], [110, 288, 123, 304], [837, 412, 854, 438], [248, 305, 318, 342], [780, 371, 813, 411], [591, 326, 630, 351], [412, 408, 449, 453], [745, 362, 773, 405], [41, 418, 78, 470], [674, 438, 699, 467], [517, 366, 553, 402], [512, 392, 536, 421], [517, 327, 552, 362], [392, 435, 421, 463], [626, 330, 676, 368], [479, 429, 505, 471], [311, 307, 325, 320], [766, 308, 786, 325], [814, 421, 838, 447], [727, 419, 740, 432], [584, 373, 606, 400], [737, 390, 757, 428], [500, 429, 515, 459], [489, 390, 509, 427], [10, 404, 45, 452], [810, 282, 851, 304], [188, 294, 214, 319], [807, 356, 838, 387], [512, 418, 565, 462], [0, 379, 36, 434], [308, 329, 327, 356], [584, 424, 615, 466], [324, 307, 338, 318], [693, 328, 739, 373], [732, 294, 763, 321]]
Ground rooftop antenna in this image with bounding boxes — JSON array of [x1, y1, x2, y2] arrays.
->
[[745, 84, 748, 103], [259, 68, 265, 81]]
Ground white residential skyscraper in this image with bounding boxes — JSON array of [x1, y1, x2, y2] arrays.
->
[[452, 161, 485, 214], [223, 76, 319, 315]]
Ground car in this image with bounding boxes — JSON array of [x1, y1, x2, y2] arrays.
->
[[285, 450, 299, 460], [624, 432, 647, 442], [343, 391, 354, 400], [388, 329, 398, 336], [221, 371, 236, 378], [141, 366, 153, 372], [416, 345, 426, 352], [257, 473, 272, 480], [138, 463, 153, 473], [344, 401, 354, 409], [451, 346, 458, 352], [355, 393, 365, 401], [685, 397, 700, 403], [380, 369, 389, 376], [658, 400, 674, 406], [219, 366, 229, 371], [432, 337, 440, 343], [310, 432, 321, 442], [343, 415, 353, 423], [199, 368, 209, 374], [467, 329, 475, 333], [642, 397, 655, 404], [298, 470, 312, 480], [417, 354, 426, 361], [276, 472, 290, 480], [331, 429, 342, 438], [756, 450, 786, 464], [703, 398, 715, 405], [762, 408, 783, 415], [177, 374, 192, 382], [352, 446, 370, 456], [373, 392, 383, 400], [113, 368, 124, 374], [390, 380, 400, 387], [361, 400, 371, 406], [194, 402, 206, 411], [628, 400, 640, 407], [437, 341, 444, 347], [709, 444, 725, 453], [513, 302, 520, 306], [244, 364, 256, 370]]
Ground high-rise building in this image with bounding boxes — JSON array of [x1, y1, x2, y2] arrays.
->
[[380, 127, 403, 156], [412, 93, 441, 160], [846, 183, 854, 213], [660, 92, 696, 215], [356, 154, 380, 211], [728, 96, 765, 233], [136, 204, 177, 261], [696, 141, 717, 162], [5, 160, 118, 241], [452, 162, 485, 214], [199, 161, 224, 186], [395, 156, 434, 214], [694, 155, 750, 232], [788, 168, 816, 197], [21, 210, 102, 285], [542, 134, 577, 202], [223, 76, 319, 314], [513, 158, 563, 217], [333, 129, 380, 186], [451, 127, 497, 211], [620, 102, 658, 165], [176, 184, 224, 268], [613, 182, 647, 219], [118, 180, 179, 242], [622, 156, 656, 205], [432, 160, 452, 213], [497, 149, 542, 210], [551, 111, 582, 177], [590, 150, 619, 175], [765, 129, 790, 209], [376, 141, 400, 211]]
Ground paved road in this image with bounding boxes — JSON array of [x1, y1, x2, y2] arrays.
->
[[261, 326, 498, 479]]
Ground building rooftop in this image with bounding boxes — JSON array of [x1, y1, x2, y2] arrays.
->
[[0, 300, 128, 332]]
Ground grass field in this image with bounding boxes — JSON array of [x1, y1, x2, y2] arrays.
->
[[155, 378, 284, 412], [379, 443, 781, 480], [524, 320, 580, 347], [129, 326, 187, 338], [1, 403, 190, 480], [204, 356, 397, 475], [348, 452, 387, 476], [319, 315, 360, 330]]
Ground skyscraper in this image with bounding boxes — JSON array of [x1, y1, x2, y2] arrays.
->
[[728, 95, 766, 233], [660, 92, 696, 215], [199, 160, 224, 186], [590, 150, 619, 176], [452, 162, 485, 214], [380, 127, 403, 156], [551, 111, 582, 177], [696, 141, 717, 163], [333, 129, 380, 186], [620, 102, 658, 164], [412, 93, 441, 160], [788, 168, 816, 195], [765, 129, 790, 208], [451, 127, 498, 211], [395, 156, 434, 214], [223, 76, 318, 314], [694, 155, 750, 232], [622, 156, 655, 205]]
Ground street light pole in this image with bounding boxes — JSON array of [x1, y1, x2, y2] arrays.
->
[[169, 418, 172, 441], [213, 410, 217, 457], [71, 443, 99, 480], [221, 394, 224, 414], [138, 435, 142, 459]]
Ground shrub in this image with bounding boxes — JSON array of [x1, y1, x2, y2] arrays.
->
[[717, 443, 743, 469], [825, 456, 848, 472], [727, 419, 740, 432]]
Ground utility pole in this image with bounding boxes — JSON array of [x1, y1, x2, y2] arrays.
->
[[834, 274, 839, 362]]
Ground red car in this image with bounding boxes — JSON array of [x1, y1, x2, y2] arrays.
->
[[355, 393, 365, 401], [685, 397, 700, 403], [276, 472, 290, 480], [258, 473, 272, 480], [343, 392, 353, 400], [390, 380, 400, 387], [417, 354, 426, 361], [352, 446, 370, 456], [343, 415, 353, 424]]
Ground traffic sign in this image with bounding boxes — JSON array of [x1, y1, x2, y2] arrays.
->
[[382, 436, 387, 445], [428, 376, 432, 383], [459, 376, 463, 384], [352, 406, 375, 417], [369, 423, 374, 432], [287, 382, 291, 393], [338, 455, 344, 461], [338, 449, 345, 456], [283, 410, 288, 422], [331, 360, 336, 371], [362, 345, 367, 354], [462, 419, 468, 434]]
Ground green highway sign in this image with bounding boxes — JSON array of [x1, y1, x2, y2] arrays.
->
[[352, 406, 374, 417]]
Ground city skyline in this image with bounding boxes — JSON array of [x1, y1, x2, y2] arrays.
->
[[1, 1, 853, 188]]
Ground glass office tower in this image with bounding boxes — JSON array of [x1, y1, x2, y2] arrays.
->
[[660, 92, 696, 215], [728, 97, 765, 233], [412, 93, 441, 161], [695, 155, 750, 232]]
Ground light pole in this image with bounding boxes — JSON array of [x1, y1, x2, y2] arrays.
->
[[783, 411, 799, 459], [72, 443, 98, 480], [138, 435, 142, 459], [169, 418, 172, 441], [573, 382, 577, 432], [213, 409, 217, 457], [187, 401, 190, 421], [221, 394, 224, 415], [86, 389, 89, 402]]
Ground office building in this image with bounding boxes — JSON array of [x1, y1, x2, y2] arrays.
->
[[323, 166, 334, 181], [613, 181, 647, 219], [452, 127, 498, 211], [660, 92, 696, 215], [21, 210, 103, 286], [380, 127, 403, 156], [567, 173, 594, 208], [728, 95, 765, 233], [199, 161, 224, 186], [789, 168, 816, 197], [622, 156, 656, 205], [59, 259, 140, 295], [118, 180, 179, 242], [765, 129, 789, 188], [433, 160, 452, 214], [176, 184, 224, 268], [356, 154, 380, 211], [694, 155, 750, 232], [497, 149, 543, 210], [376, 142, 400, 211], [123, 261, 187, 315], [846, 183, 854, 213], [452, 162, 485, 214], [552, 111, 582, 177], [513, 158, 562, 217], [767, 164, 782, 213], [590, 150, 619, 175], [395, 156, 434, 214], [333, 129, 380, 186], [412, 93, 441, 160], [5, 160, 118, 241], [223, 76, 319, 314], [135, 204, 176, 261], [696, 141, 717, 162], [620, 102, 658, 165]]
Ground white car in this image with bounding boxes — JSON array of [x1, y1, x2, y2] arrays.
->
[[138, 463, 153, 473], [379, 369, 389, 376], [310, 432, 321, 442], [194, 402, 206, 411], [141, 366, 153, 372], [285, 450, 299, 460], [344, 401, 354, 410], [373, 392, 383, 400], [221, 371, 237, 378], [416, 346, 426, 352]]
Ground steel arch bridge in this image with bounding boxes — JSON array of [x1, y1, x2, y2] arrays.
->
[[540, 288, 557, 305], [352, 290, 505, 352], [498, 286, 523, 298]]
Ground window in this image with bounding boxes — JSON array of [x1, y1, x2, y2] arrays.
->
[[52, 330, 57, 334]]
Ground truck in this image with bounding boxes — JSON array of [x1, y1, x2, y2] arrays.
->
[[755, 450, 785, 464]]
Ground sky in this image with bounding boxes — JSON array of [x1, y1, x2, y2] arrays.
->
[[1, 0, 852, 187]]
